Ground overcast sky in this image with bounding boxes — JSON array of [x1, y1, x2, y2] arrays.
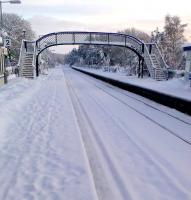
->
[[4, 0, 191, 52]]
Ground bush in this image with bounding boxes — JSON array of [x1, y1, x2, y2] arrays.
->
[[167, 69, 185, 79]]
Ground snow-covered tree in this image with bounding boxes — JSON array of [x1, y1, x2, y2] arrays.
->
[[64, 27, 150, 75], [161, 15, 187, 69], [120, 28, 150, 42], [2, 13, 35, 65]]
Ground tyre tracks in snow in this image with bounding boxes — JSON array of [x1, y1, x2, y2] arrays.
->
[[65, 75, 133, 200]]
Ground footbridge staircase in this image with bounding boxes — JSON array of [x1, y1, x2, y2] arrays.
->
[[18, 31, 168, 80], [18, 41, 36, 79]]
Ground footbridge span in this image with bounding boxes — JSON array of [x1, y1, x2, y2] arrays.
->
[[18, 31, 168, 80]]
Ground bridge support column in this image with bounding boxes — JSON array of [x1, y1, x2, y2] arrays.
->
[[141, 58, 144, 78], [36, 55, 39, 77], [138, 57, 144, 78], [149, 44, 152, 54], [138, 57, 141, 78]]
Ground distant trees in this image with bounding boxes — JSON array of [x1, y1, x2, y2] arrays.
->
[[120, 28, 151, 42], [64, 28, 150, 75], [45, 51, 70, 67], [53, 53, 66, 65], [2, 13, 35, 65]]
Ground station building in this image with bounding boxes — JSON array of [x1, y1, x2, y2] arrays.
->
[[183, 44, 191, 81], [0, 36, 9, 86]]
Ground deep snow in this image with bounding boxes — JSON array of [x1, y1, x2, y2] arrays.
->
[[0, 66, 190, 200]]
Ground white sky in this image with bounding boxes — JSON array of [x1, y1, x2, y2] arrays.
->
[[4, 0, 191, 52]]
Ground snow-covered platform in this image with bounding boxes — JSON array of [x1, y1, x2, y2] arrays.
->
[[0, 66, 191, 199]]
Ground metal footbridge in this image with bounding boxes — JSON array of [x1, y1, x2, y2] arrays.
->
[[18, 31, 168, 80]]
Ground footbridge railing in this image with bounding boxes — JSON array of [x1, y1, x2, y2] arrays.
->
[[18, 31, 168, 80], [36, 31, 144, 56], [18, 40, 36, 77]]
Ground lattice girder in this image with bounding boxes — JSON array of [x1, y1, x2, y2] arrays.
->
[[35, 31, 144, 56]]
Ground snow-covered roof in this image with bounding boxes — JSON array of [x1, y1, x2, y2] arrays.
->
[[183, 43, 191, 47], [183, 43, 191, 51]]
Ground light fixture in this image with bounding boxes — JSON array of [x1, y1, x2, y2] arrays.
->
[[9, 0, 21, 4]]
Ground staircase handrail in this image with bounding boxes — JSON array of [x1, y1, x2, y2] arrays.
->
[[32, 42, 36, 68], [18, 40, 35, 77], [150, 43, 169, 79], [18, 40, 35, 66], [143, 43, 156, 78], [18, 39, 25, 68], [153, 43, 168, 70]]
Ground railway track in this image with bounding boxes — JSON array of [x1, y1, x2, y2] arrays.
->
[[74, 69, 191, 146]]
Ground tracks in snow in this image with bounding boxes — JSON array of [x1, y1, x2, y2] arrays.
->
[[76, 71, 191, 146], [65, 68, 191, 200], [64, 68, 191, 199]]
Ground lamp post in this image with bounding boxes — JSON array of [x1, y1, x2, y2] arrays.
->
[[151, 27, 164, 44], [22, 28, 26, 39], [0, 0, 21, 84], [0, 0, 21, 36]]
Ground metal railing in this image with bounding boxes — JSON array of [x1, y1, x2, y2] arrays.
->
[[36, 31, 144, 55], [151, 43, 167, 69], [18, 31, 168, 80], [18, 40, 36, 76], [143, 44, 156, 78], [150, 43, 168, 79], [18, 40, 25, 75]]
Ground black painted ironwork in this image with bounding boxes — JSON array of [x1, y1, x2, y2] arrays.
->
[[35, 31, 144, 57], [20, 31, 168, 80]]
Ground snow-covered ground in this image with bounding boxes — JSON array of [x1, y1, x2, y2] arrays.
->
[[0, 69, 97, 200], [0, 66, 191, 199], [74, 67, 191, 101]]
